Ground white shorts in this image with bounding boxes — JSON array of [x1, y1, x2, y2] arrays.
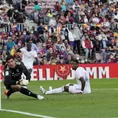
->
[[68, 84, 91, 94], [69, 84, 81, 94]]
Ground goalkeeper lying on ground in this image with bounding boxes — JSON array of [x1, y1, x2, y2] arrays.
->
[[3, 55, 44, 100]]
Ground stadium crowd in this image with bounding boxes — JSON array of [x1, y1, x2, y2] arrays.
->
[[0, 0, 118, 65]]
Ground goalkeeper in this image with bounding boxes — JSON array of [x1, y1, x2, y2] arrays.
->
[[3, 55, 44, 100]]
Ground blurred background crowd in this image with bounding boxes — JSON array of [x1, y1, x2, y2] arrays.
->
[[0, 0, 118, 65]]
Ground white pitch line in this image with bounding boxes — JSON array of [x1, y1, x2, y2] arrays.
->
[[1, 109, 55, 118]]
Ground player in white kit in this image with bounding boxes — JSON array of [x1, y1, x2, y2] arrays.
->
[[40, 59, 91, 94], [20, 43, 38, 81]]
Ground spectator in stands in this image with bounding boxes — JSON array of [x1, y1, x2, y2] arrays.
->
[[66, 45, 74, 56], [115, 36, 118, 47], [73, 23, 82, 54], [114, 53, 118, 63], [6, 37, 15, 55], [65, 54, 73, 64], [21, 0, 27, 12], [107, 39, 117, 53], [49, 55, 57, 65], [48, 25, 56, 36], [0, 37, 4, 55], [1, 49, 7, 65], [58, 13, 67, 24], [1, 30, 8, 43], [1, 0, 118, 65], [57, 56, 65, 64], [93, 40, 102, 63], [10, 46, 16, 56], [41, 56, 49, 65], [49, 17, 57, 26], [61, 1, 67, 12], [108, 53, 115, 63], [64, 39, 69, 49], [68, 28, 75, 50], [55, 2, 61, 13], [56, 37, 66, 52], [34, 1, 40, 12], [46, 37, 53, 49], [37, 23, 45, 35], [13, 0, 22, 12], [40, 43, 48, 57], [47, 9, 53, 18], [82, 35, 93, 62]]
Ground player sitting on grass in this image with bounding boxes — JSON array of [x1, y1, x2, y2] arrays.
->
[[4, 55, 44, 100], [40, 59, 91, 94]]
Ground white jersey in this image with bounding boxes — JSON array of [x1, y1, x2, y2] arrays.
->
[[69, 67, 91, 94], [75, 67, 91, 94], [20, 47, 37, 69]]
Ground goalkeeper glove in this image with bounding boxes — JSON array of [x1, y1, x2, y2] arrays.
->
[[19, 79, 29, 86]]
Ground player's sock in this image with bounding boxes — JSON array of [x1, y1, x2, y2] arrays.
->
[[7, 89, 15, 97], [45, 87, 64, 94], [40, 86, 46, 94], [20, 87, 37, 98]]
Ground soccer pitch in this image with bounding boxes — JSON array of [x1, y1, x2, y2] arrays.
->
[[1, 79, 118, 118]]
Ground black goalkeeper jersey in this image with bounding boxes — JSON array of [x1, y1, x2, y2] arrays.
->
[[4, 62, 30, 86]]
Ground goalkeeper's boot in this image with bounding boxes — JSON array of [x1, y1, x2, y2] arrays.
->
[[40, 86, 46, 94], [37, 94, 44, 100], [4, 90, 9, 99]]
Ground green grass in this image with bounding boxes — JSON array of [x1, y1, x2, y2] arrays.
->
[[1, 79, 118, 118]]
